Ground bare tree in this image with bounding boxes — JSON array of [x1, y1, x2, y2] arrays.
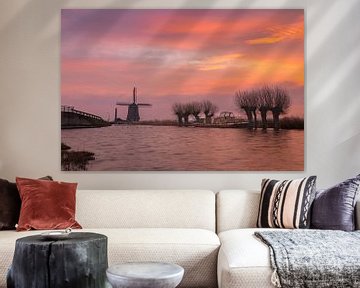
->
[[248, 90, 259, 129], [172, 103, 184, 126], [173, 101, 212, 125], [258, 85, 273, 130], [182, 103, 193, 125], [235, 90, 257, 129], [189, 101, 202, 122], [235, 85, 291, 130], [270, 86, 291, 130], [202, 100, 218, 124]]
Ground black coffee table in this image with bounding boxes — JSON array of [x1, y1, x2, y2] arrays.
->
[[7, 232, 108, 288]]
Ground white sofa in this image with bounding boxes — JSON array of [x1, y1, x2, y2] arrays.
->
[[1, 189, 359, 288], [216, 190, 360, 288], [0, 190, 220, 288]]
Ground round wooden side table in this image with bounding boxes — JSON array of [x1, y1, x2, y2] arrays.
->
[[106, 262, 184, 288], [7, 232, 108, 288]]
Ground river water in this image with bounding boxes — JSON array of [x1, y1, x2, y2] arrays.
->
[[61, 125, 304, 171]]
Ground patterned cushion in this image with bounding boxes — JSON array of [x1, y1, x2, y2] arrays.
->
[[257, 176, 317, 229]]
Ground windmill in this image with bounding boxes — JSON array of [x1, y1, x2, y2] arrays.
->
[[116, 86, 152, 122]]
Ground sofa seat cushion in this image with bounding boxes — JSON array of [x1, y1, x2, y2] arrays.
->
[[218, 228, 281, 288], [102, 228, 220, 288], [0, 228, 219, 288]]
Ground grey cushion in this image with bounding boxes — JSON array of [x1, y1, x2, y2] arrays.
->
[[311, 174, 360, 231]]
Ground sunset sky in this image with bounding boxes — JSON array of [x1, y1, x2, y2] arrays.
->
[[61, 9, 304, 121]]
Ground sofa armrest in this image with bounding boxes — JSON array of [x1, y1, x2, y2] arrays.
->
[[356, 200, 360, 230]]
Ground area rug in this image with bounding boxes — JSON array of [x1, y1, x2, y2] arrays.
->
[[255, 230, 360, 288]]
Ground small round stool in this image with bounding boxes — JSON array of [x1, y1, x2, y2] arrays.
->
[[106, 262, 184, 288]]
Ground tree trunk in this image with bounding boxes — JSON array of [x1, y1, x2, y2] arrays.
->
[[205, 115, 212, 124], [272, 110, 281, 130], [183, 115, 189, 125], [7, 232, 108, 288], [176, 115, 183, 126], [260, 108, 268, 130], [244, 109, 254, 130], [252, 110, 257, 129]]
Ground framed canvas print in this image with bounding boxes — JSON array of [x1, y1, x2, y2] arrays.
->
[[61, 9, 304, 171]]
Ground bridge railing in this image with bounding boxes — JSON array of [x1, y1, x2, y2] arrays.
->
[[61, 105, 105, 121]]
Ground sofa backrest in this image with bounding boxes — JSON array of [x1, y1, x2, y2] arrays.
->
[[217, 190, 360, 232], [76, 190, 216, 231], [216, 190, 260, 233]]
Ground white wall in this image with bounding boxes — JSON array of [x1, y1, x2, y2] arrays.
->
[[0, 0, 359, 190]]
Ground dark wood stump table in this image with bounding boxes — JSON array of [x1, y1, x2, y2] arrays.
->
[[7, 232, 108, 288]]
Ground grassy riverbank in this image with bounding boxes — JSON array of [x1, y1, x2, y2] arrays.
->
[[61, 143, 95, 171]]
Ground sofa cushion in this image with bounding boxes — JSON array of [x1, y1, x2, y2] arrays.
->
[[16, 177, 81, 231], [216, 190, 260, 233], [76, 190, 216, 231], [0, 179, 20, 230], [0, 228, 220, 288], [257, 177, 317, 229], [218, 228, 277, 288], [311, 174, 360, 231], [0, 176, 53, 230]]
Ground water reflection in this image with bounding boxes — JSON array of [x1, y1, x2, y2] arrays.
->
[[61, 125, 304, 171]]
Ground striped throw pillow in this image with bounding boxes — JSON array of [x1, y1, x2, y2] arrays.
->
[[257, 176, 317, 229]]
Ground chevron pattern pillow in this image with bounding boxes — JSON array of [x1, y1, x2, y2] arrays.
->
[[257, 176, 317, 229]]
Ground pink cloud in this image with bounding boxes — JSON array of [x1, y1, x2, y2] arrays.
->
[[61, 9, 304, 120]]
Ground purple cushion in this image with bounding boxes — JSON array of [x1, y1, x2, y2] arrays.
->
[[311, 174, 360, 231]]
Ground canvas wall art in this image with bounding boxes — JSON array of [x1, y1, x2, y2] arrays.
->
[[61, 9, 304, 171]]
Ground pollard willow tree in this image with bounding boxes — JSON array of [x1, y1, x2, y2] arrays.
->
[[270, 86, 291, 130], [235, 85, 291, 130], [173, 100, 218, 125], [182, 103, 193, 125], [188, 101, 202, 122], [202, 100, 218, 124], [172, 103, 185, 126], [258, 85, 273, 130], [234, 90, 258, 129]]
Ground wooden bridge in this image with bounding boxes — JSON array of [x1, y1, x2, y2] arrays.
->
[[61, 106, 111, 129]]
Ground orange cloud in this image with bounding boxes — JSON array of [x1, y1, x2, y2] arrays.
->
[[243, 56, 304, 86], [246, 20, 303, 45], [192, 53, 244, 71], [246, 37, 284, 45]]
